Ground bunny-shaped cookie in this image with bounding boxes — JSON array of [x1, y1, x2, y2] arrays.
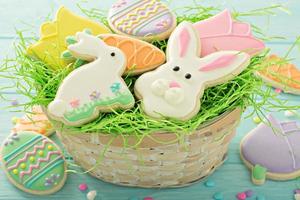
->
[[135, 21, 250, 121], [48, 32, 135, 126]]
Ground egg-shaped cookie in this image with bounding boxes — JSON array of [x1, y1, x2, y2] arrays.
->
[[108, 0, 176, 41], [1, 131, 67, 195], [99, 34, 166, 75]]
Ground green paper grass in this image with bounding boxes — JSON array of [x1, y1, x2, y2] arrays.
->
[[1, 4, 300, 141]]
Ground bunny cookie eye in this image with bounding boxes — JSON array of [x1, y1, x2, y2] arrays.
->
[[173, 66, 180, 71], [110, 52, 116, 57], [185, 73, 192, 79]]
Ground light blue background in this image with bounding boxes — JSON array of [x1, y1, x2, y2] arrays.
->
[[0, 0, 300, 199]]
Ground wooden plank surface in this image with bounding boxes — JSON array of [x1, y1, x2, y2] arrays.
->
[[0, 0, 300, 199]]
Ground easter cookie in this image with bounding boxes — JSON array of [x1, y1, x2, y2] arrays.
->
[[108, 0, 176, 41], [257, 55, 300, 95], [240, 115, 300, 183], [62, 33, 166, 75], [27, 6, 110, 69], [48, 32, 135, 126], [134, 21, 250, 120], [0, 131, 67, 195], [193, 9, 265, 57], [12, 106, 54, 137]]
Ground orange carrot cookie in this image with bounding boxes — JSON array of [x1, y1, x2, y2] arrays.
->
[[257, 55, 300, 95], [27, 6, 110, 69], [12, 106, 54, 137], [99, 34, 166, 75]]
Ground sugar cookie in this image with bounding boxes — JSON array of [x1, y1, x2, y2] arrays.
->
[[241, 115, 300, 183], [257, 55, 300, 95], [12, 106, 54, 137], [193, 9, 265, 57], [1, 131, 67, 195], [134, 21, 250, 120], [62, 33, 166, 75], [27, 6, 110, 69], [108, 0, 176, 41], [48, 32, 135, 126]]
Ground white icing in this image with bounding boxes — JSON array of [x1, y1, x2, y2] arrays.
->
[[135, 21, 251, 120], [48, 32, 134, 125]]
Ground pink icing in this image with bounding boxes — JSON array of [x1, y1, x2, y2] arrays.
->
[[199, 54, 236, 71], [169, 81, 181, 88], [193, 9, 265, 56], [179, 28, 190, 57]]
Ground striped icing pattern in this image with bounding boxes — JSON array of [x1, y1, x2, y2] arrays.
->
[[1, 131, 66, 194], [109, 0, 174, 36]]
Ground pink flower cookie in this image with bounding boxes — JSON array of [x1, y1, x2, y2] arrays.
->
[[108, 0, 177, 41], [134, 21, 250, 121], [193, 9, 265, 57]]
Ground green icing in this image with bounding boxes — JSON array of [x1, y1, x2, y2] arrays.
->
[[64, 91, 134, 122], [252, 164, 267, 180], [2, 131, 66, 191]]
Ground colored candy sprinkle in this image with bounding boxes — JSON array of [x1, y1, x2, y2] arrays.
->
[[256, 195, 265, 200], [78, 183, 88, 191], [253, 116, 261, 124], [48, 145, 54, 150], [245, 190, 253, 197], [213, 192, 223, 200], [11, 99, 19, 106], [13, 169, 18, 175], [285, 110, 296, 117], [87, 190, 97, 200], [204, 180, 215, 187], [20, 163, 26, 169], [236, 192, 246, 200], [144, 197, 154, 200], [275, 88, 282, 94], [29, 156, 35, 163], [38, 150, 44, 156]]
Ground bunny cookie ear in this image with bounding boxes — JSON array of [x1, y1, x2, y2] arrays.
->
[[167, 21, 201, 60]]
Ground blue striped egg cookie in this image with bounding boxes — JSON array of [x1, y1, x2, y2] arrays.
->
[[108, 0, 177, 41], [0, 131, 67, 195]]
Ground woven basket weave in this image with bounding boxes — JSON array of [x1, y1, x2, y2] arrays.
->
[[53, 108, 241, 188]]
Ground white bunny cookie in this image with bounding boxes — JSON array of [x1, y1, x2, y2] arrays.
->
[[135, 21, 250, 121], [48, 32, 135, 126]]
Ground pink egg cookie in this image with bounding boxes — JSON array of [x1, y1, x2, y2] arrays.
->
[[1, 131, 67, 195], [108, 0, 177, 41], [193, 9, 265, 57]]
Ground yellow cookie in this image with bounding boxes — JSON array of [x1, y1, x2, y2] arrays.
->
[[27, 6, 110, 69]]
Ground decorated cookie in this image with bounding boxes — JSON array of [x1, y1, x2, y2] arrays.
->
[[27, 6, 110, 69], [0, 131, 67, 195], [48, 32, 135, 126], [241, 115, 300, 183], [108, 0, 176, 41], [134, 21, 250, 120], [12, 106, 54, 137], [193, 9, 265, 57], [257, 54, 300, 95], [62, 32, 166, 75]]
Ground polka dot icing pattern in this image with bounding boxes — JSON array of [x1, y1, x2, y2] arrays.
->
[[0, 131, 67, 195], [108, 0, 176, 40]]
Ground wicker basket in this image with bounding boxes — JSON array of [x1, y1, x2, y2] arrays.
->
[[53, 108, 241, 188]]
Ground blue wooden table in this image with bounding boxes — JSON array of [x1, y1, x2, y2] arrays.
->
[[0, 0, 300, 199]]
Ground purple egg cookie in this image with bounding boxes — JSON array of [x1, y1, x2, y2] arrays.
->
[[108, 0, 177, 41], [240, 114, 300, 182]]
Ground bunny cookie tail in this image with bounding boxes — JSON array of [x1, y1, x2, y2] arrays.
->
[[48, 99, 68, 118]]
